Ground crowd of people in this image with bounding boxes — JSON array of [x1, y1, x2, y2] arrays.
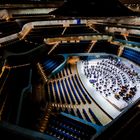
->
[[82, 56, 139, 103]]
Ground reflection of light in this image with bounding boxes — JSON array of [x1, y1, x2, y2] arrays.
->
[[118, 59, 121, 63], [68, 56, 80, 64]]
